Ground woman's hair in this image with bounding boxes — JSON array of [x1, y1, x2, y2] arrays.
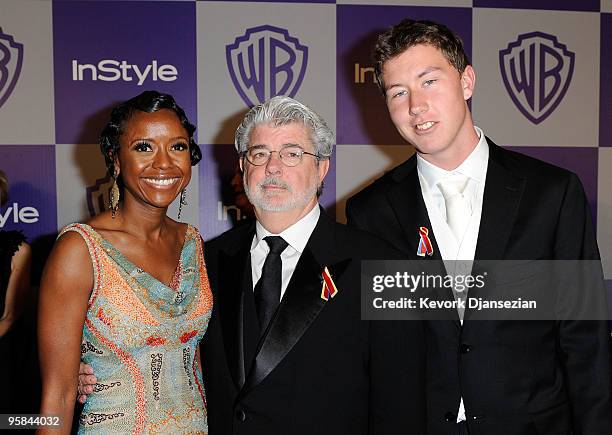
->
[[99, 90, 201, 177], [0, 170, 8, 207]]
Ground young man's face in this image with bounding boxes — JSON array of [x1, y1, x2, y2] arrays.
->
[[381, 44, 477, 169]]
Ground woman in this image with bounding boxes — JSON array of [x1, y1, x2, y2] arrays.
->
[[0, 170, 32, 412], [38, 91, 212, 434]]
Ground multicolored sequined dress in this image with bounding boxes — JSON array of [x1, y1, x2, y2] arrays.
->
[[59, 223, 212, 434]]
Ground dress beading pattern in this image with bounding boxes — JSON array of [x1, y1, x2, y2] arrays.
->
[[59, 223, 212, 435]]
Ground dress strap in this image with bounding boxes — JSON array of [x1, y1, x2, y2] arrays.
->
[[186, 224, 199, 241], [58, 223, 102, 304], [187, 224, 203, 246], [187, 225, 207, 267]]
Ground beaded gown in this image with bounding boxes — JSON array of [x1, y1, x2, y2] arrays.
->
[[60, 223, 212, 434]]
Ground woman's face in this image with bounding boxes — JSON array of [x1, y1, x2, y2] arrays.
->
[[115, 109, 192, 212]]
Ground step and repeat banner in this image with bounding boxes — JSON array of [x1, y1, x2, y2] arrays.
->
[[1, 0, 611, 309]]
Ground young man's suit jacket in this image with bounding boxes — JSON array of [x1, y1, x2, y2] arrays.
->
[[201, 209, 426, 435], [346, 140, 612, 435]]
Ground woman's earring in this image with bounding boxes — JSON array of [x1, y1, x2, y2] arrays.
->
[[109, 174, 120, 218], [177, 188, 187, 220]]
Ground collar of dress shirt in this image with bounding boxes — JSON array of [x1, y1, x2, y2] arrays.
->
[[251, 204, 320, 254], [417, 126, 489, 191]]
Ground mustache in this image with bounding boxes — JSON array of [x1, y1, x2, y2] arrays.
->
[[257, 177, 291, 191]]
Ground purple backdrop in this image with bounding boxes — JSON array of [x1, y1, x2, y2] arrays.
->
[[337, 5, 472, 145], [0, 145, 57, 243], [52, 1, 197, 144], [473, 0, 599, 12]]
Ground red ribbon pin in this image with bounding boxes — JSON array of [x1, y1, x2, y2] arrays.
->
[[417, 226, 434, 257], [321, 267, 338, 301]]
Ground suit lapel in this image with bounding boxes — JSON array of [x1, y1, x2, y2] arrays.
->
[[464, 142, 525, 323], [386, 156, 442, 261], [241, 211, 347, 394], [474, 141, 525, 260], [385, 157, 458, 326], [218, 230, 254, 389]]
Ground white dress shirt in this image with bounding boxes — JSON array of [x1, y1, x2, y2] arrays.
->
[[250, 204, 320, 299], [417, 126, 489, 423]]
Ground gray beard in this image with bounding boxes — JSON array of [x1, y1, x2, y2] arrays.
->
[[244, 176, 318, 213]]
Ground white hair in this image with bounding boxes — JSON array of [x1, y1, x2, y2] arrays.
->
[[234, 96, 334, 160]]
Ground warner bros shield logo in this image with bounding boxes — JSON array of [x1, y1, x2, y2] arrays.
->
[[86, 174, 113, 217], [499, 32, 575, 125], [0, 28, 24, 109], [226, 25, 308, 107]]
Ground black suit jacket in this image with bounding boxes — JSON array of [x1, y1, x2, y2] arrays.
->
[[346, 140, 612, 435], [202, 210, 426, 435]]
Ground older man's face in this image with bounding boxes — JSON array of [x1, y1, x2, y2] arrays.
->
[[241, 122, 328, 216]]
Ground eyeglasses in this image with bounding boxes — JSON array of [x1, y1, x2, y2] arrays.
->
[[241, 146, 319, 167]]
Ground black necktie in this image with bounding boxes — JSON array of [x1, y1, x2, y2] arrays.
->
[[254, 236, 289, 333]]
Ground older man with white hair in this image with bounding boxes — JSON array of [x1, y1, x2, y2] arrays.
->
[[201, 96, 426, 435]]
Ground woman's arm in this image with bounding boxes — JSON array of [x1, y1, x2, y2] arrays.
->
[[0, 241, 31, 337], [38, 232, 93, 434]]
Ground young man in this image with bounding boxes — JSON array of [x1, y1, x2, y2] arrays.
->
[[346, 18, 612, 435]]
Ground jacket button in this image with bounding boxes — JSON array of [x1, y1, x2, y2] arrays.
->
[[472, 415, 484, 421], [236, 408, 246, 422], [444, 412, 456, 422], [460, 344, 472, 354]]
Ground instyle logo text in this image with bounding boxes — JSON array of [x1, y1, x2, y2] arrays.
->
[[71, 59, 178, 86], [0, 203, 39, 227]]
